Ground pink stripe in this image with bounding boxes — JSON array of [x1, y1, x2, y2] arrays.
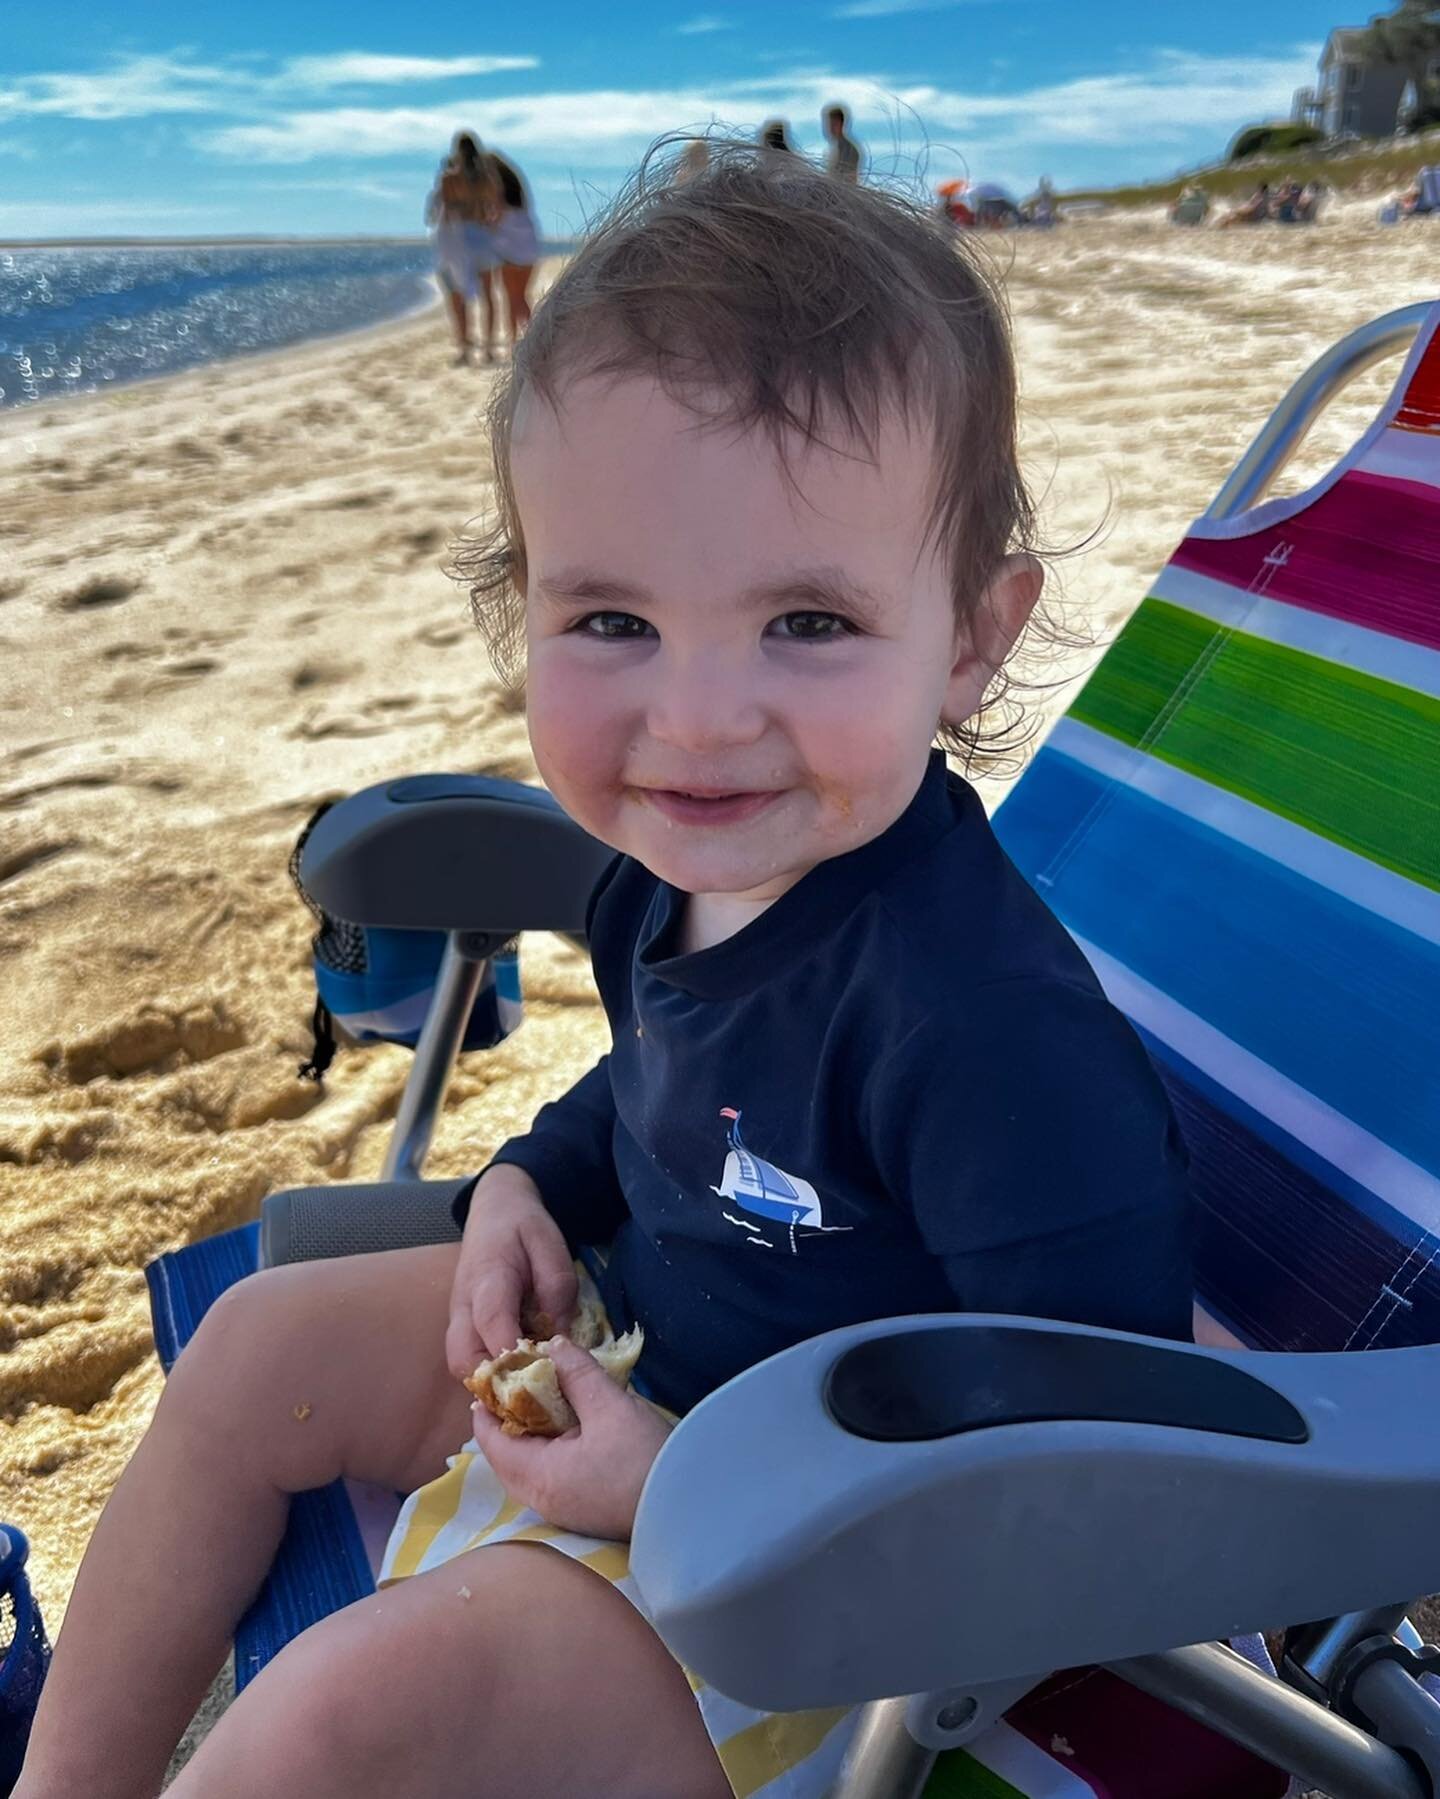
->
[[1175, 470, 1440, 652]]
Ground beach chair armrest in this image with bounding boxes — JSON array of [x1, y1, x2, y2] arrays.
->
[[259, 1179, 465, 1267], [298, 773, 613, 935], [630, 1314, 1440, 1711]]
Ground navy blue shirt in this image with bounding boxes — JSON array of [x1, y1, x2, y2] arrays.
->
[[460, 751, 1193, 1415]]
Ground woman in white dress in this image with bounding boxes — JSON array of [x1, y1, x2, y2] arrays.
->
[[426, 133, 501, 364], [486, 149, 540, 344]]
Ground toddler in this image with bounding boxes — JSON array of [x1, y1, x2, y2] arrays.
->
[[19, 143, 1191, 1799]]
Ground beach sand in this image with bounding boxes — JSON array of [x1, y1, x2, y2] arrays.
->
[[1, 205, 1436, 1785]]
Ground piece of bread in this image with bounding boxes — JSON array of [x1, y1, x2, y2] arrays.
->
[[465, 1264, 644, 1437]]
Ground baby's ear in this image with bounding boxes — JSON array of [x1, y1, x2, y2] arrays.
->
[[941, 554, 1043, 728]]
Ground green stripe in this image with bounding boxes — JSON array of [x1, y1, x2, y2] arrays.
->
[[925, 1748, 1030, 1798], [1072, 598, 1440, 892]]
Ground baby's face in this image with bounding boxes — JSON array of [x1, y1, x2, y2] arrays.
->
[[513, 372, 982, 904]]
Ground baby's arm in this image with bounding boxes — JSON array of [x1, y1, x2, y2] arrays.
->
[[868, 979, 1194, 1341]]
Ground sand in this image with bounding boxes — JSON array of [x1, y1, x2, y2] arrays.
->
[[1, 203, 1437, 1780]]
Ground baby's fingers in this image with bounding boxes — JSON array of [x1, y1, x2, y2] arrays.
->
[[522, 1221, 579, 1336], [467, 1261, 526, 1362], [444, 1303, 484, 1384]]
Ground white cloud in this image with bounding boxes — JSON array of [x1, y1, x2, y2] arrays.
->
[[204, 93, 740, 160], [278, 53, 539, 88], [0, 54, 248, 121], [676, 15, 734, 31], [200, 47, 1321, 168], [0, 50, 540, 123]]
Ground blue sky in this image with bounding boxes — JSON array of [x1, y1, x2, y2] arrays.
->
[[1, 2, 1345, 240]]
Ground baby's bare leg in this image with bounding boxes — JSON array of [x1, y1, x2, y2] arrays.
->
[[166, 1543, 731, 1799], [17, 1243, 471, 1799]]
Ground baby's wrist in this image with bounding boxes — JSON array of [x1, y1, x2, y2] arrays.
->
[[466, 1162, 546, 1226]]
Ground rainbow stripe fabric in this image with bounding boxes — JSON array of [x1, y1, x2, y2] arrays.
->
[[993, 304, 1440, 1358]]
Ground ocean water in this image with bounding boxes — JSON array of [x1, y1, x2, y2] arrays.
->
[[0, 241, 435, 411]]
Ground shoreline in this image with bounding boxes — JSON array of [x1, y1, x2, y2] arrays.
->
[[0, 290, 452, 440], [0, 277, 447, 436]]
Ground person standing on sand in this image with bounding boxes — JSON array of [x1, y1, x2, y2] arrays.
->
[[487, 148, 541, 348], [426, 132, 501, 365], [823, 104, 861, 183], [759, 119, 797, 157]]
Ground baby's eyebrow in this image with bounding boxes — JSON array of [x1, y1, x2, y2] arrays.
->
[[534, 571, 646, 609], [535, 566, 890, 628]]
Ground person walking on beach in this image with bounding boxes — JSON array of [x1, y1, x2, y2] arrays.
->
[[823, 104, 861, 183], [487, 148, 541, 348], [427, 132, 501, 365], [759, 119, 797, 157]]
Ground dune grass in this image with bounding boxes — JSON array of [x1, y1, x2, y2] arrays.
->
[[1062, 126, 1440, 210]]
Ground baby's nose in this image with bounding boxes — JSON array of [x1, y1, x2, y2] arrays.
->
[[645, 655, 767, 752]]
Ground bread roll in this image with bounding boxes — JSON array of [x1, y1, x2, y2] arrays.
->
[[466, 1263, 644, 1437]]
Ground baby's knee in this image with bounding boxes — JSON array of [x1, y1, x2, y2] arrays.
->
[[163, 1267, 316, 1425]]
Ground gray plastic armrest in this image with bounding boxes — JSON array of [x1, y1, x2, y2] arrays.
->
[[299, 774, 614, 934], [259, 1180, 466, 1268], [630, 1314, 1440, 1711]]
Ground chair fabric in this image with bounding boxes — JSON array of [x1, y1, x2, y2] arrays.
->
[[994, 304, 1440, 1356], [143, 307, 1440, 1789]]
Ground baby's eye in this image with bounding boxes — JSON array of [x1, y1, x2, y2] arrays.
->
[[575, 611, 654, 639], [769, 611, 857, 642]]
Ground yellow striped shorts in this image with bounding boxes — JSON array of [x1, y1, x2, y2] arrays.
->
[[378, 1436, 862, 1796]]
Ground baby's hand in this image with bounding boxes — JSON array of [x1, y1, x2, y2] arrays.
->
[[470, 1337, 672, 1541], [446, 1166, 577, 1379]]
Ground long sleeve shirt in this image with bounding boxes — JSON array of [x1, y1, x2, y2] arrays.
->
[[457, 750, 1193, 1416]]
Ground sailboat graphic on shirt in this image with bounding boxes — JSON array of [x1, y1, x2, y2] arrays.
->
[[710, 1108, 850, 1252]]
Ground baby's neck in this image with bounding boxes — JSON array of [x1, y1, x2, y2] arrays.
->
[[676, 888, 783, 955]]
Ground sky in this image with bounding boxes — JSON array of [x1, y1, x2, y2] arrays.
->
[[0, 1, 1349, 241]]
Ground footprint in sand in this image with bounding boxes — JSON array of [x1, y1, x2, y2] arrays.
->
[[290, 658, 353, 691], [0, 576, 24, 603], [416, 621, 466, 648], [0, 838, 78, 886], [56, 575, 139, 611], [40, 997, 247, 1085], [162, 658, 220, 679]]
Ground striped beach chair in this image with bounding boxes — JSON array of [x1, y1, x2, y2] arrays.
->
[[144, 302, 1440, 1797], [633, 300, 1440, 1797], [995, 300, 1440, 1363]]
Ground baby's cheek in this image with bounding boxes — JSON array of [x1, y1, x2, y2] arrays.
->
[[803, 709, 923, 846], [525, 665, 625, 827]]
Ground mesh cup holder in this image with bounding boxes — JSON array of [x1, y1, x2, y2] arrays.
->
[[0, 1526, 51, 1794]]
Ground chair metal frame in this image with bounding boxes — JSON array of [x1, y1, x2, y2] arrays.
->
[[267, 304, 1440, 1799]]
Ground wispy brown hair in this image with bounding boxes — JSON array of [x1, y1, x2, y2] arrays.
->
[[455, 136, 1043, 766]]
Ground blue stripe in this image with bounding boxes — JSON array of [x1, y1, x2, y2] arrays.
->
[[1135, 1034, 1440, 1352], [1130, 1023, 1434, 1257], [994, 750, 1440, 1180]]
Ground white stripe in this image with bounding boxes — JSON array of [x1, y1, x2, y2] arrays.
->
[[964, 1719, 1099, 1796], [1047, 722, 1440, 951], [1149, 564, 1440, 702], [1357, 424, 1440, 491], [1071, 936, 1440, 1237]]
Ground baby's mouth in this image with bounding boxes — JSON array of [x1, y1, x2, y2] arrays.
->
[[636, 787, 783, 826]]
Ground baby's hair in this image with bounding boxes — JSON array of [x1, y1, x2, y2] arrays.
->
[[455, 134, 1046, 767]]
